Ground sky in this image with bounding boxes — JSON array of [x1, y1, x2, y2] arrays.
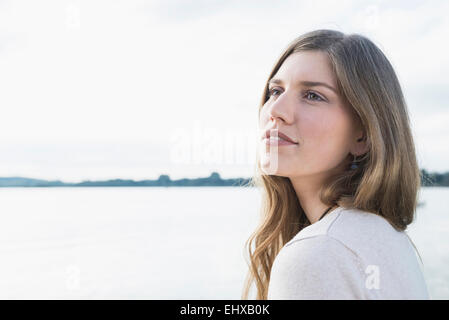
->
[[0, 0, 448, 182]]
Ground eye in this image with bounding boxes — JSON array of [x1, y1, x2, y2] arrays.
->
[[304, 90, 325, 102], [268, 87, 282, 98], [267, 87, 326, 102]]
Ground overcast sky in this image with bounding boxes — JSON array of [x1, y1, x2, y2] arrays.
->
[[0, 0, 448, 182]]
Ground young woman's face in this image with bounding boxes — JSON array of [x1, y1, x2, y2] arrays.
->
[[259, 50, 360, 178]]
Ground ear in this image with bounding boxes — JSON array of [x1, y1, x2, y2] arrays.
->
[[351, 130, 369, 156]]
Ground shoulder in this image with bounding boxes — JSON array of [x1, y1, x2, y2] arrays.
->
[[268, 234, 367, 299], [268, 206, 429, 299], [286, 206, 409, 258], [274, 234, 362, 273]]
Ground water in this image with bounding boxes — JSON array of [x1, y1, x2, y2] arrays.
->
[[0, 186, 447, 299], [406, 187, 449, 299]]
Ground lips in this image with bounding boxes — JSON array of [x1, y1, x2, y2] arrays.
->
[[263, 128, 298, 144]]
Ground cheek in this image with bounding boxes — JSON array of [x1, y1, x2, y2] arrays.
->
[[299, 109, 353, 155]]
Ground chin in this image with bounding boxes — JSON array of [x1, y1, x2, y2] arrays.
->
[[260, 161, 290, 177]]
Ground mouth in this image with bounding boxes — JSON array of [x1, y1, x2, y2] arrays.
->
[[262, 128, 299, 145], [263, 138, 298, 146]]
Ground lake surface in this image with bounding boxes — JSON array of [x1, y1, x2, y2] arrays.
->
[[0, 186, 447, 299]]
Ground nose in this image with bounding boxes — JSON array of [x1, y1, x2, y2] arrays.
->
[[266, 91, 295, 124]]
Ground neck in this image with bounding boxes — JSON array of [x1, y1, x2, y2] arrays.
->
[[289, 174, 335, 224]]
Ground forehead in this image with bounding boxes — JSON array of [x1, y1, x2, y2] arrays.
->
[[273, 50, 337, 88]]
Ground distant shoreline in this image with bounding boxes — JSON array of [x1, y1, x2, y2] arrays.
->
[[0, 169, 447, 187], [0, 172, 252, 188]]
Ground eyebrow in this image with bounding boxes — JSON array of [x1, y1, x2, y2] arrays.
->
[[268, 78, 338, 94]]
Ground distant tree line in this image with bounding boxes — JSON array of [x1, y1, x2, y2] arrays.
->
[[0, 172, 252, 187], [420, 169, 449, 186], [0, 169, 447, 187]]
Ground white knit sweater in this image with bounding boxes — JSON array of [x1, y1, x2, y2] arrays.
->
[[267, 206, 430, 299]]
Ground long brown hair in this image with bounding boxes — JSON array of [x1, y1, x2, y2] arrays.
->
[[241, 29, 422, 300]]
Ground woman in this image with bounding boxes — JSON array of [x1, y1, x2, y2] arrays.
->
[[241, 29, 430, 300]]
